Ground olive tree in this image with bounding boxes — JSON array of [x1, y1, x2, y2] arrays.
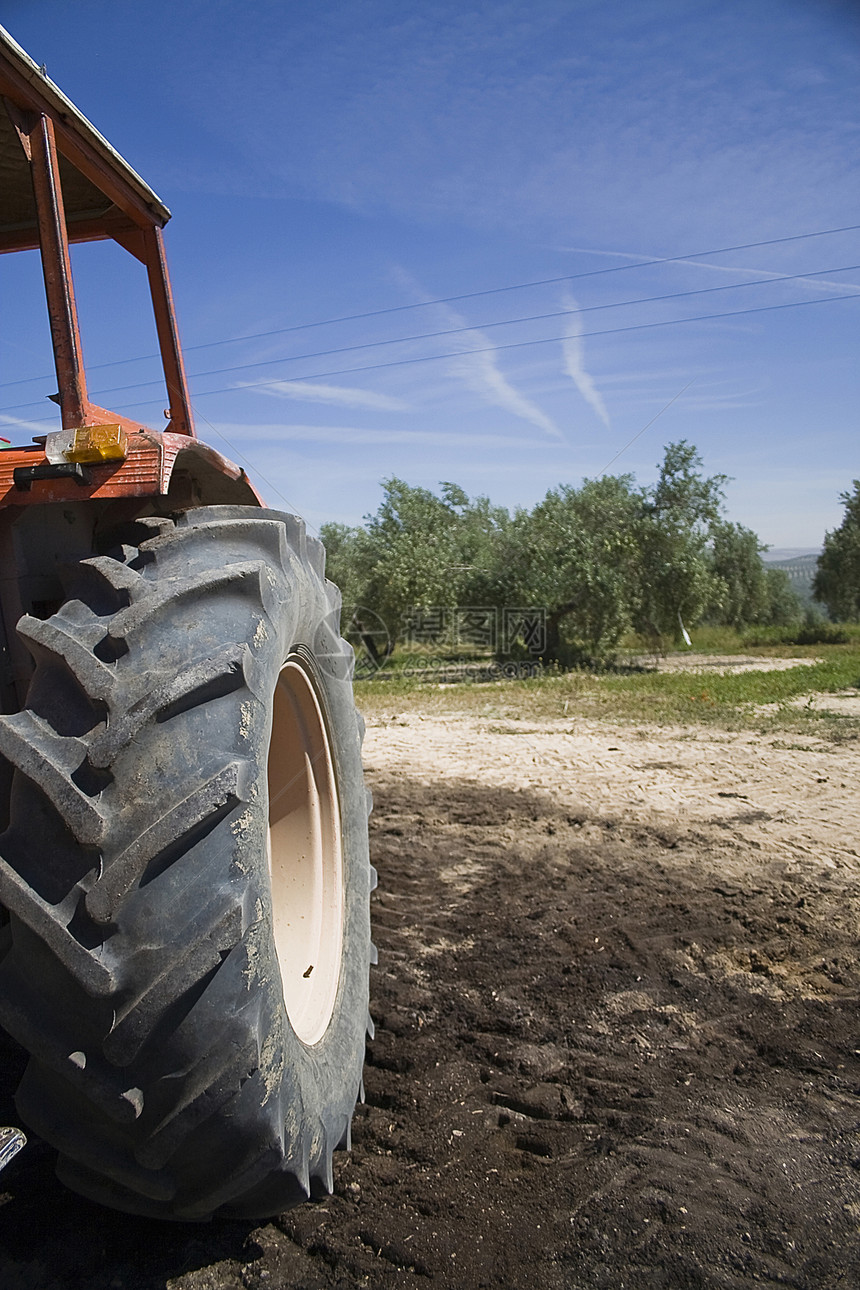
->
[[633, 441, 727, 646], [500, 475, 641, 663], [813, 481, 860, 620], [706, 522, 770, 628]]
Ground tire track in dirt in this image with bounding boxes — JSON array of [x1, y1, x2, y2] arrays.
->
[[0, 768, 858, 1287], [277, 776, 860, 1288]]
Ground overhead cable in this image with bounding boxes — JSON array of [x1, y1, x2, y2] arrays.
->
[[3, 221, 859, 391], [1, 262, 857, 414], [120, 289, 860, 412]]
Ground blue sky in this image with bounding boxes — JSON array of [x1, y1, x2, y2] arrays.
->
[[1, 0, 858, 549]]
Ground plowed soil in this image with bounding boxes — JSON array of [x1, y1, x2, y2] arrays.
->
[[1, 706, 859, 1289]]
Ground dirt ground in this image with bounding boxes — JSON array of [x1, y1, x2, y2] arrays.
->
[[1, 690, 859, 1288]]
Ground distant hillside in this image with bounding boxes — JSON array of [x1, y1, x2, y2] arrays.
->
[[764, 548, 821, 562], [763, 551, 821, 606]]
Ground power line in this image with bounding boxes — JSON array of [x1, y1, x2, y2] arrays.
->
[[2, 262, 857, 414], [130, 261, 860, 389], [4, 286, 858, 424], [187, 401, 317, 534], [120, 220, 860, 347], [90, 261, 860, 398], [119, 289, 860, 411], [3, 221, 860, 391], [598, 381, 697, 476]]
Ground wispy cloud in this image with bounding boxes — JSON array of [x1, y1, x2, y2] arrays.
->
[[435, 308, 563, 440], [0, 413, 55, 435], [560, 293, 610, 428], [217, 422, 531, 448], [240, 379, 410, 412], [598, 366, 703, 387], [558, 245, 860, 296], [619, 391, 764, 413], [449, 337, 564, 440], [598, 370, 764, 411], [389, 266, 564, 440]]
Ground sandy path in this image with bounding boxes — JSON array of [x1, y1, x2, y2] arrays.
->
[[364, 710, 860, 877], [624, 651, 823, 673], [1, 702, 858, 1288]]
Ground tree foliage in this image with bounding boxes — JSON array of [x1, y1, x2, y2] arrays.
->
[[813, 481, 860, 621], [510, 476, 641, 661], [322, 442, 799, 663], [763, 567, 803, 626], [631, 443, 727, 646], [706, 522, 770, 628]]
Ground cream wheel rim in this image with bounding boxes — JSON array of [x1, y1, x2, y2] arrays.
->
[[267, 655, 344, 1046]]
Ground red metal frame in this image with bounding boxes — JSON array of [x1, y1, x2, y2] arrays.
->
[[143, 225, 194, 438], [9, 104, 90, 430], [1, 101, 195, 441], [0, 29, 267, 518], [0, 32, 196, 447], [0, 30, 263, 714]]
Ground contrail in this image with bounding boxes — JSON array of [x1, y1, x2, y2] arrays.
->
[[560, 292, 610, 427]]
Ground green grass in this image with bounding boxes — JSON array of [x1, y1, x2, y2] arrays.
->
[[355, 638, 860, 739], [620, 624, 744, 654], [741, 623, 852, 647], [596, 652, 860, 721], [621, 622, 860, 654]]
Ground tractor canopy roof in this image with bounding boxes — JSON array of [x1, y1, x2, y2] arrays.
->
[[0, 23, 171, 255]]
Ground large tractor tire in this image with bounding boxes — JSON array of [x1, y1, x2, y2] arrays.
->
[[0, 506, 374, 1220]]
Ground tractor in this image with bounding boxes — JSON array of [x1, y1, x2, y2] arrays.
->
[[0, 25, 373, 1220]]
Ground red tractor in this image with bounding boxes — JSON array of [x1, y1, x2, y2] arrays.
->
[[0, 25, 373, 1219]]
